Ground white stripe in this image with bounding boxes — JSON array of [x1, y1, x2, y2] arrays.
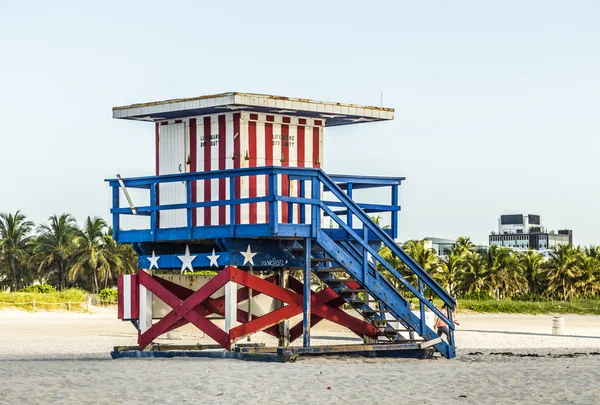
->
[[288, 124, 298, 224], [256, 121, 267, 223], [304, 126, 313, 224], [240, 115, 249, 224], [196, 119, 205, 226], [123, 275, 131, 319], [211, 116, 219, 223], [225, 114, 234, 225]]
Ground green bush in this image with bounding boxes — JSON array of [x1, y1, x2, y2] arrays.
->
[[21, 284, 57, 294], [99, 288, 118, 304], [0, 288, 88, 311]]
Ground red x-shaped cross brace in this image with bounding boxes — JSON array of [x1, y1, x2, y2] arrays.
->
[[228, 267, 379, 342], [137, 266, 379, 350], [151, 274, 281, 338]]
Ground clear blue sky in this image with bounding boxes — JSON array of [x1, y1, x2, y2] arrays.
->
[[1, 1, 599, 245]]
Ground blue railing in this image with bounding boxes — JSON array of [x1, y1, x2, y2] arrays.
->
[[106, 167, 402, 242]]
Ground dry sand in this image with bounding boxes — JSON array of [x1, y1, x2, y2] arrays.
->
[[1, 307, 600, 404]]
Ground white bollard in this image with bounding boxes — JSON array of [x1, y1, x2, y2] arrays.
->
[[552, 316, 564, 335]]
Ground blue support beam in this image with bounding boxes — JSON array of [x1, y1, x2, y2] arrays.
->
[[303, 237, 311, 348]]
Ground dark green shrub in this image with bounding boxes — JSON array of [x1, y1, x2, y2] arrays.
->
[[22, 284, 57, 294], [99, 288, 118, 303]]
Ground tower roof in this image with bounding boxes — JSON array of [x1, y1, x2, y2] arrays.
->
[[112, 92, 394, 127]]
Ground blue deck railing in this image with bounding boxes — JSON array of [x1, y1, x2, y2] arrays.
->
[[106, 167, 403, 243]]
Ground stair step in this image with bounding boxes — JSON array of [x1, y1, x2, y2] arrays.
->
[[379, 329, 407, 333], [315, 268, 346, 273], [350, 299, 381, 304], [362, 310, 393, 314], [290, 247, 324, 253], [311, 258, 336, 262], [325, 278, 359, 284], [339, 289, 369, 294]]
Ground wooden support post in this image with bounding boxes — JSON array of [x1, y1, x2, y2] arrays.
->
[[247, 266, 253, 342], [418, 278, 426, 335], [447, 306, 455, 348], [278, 269, 290, 348], [303, 238, 311, 348], [139, 269, 153, 334], [224, 281, 238, 335], [346, 182, 353, 229], [363, 292, 376, 344]]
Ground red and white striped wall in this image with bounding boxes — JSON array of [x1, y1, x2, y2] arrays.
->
[[117, 274, 139, 320], [155, 112, 324, 228]]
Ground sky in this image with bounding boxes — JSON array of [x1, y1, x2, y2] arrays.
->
[[1, 1, 599, 246]]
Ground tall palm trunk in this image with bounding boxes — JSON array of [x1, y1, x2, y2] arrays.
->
[[59, 261, 65, 291], [11, 257, 17, 291]]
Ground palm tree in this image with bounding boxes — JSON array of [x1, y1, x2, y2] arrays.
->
[[571, 247, 600, 298], [545, 244, 581, 300], [370, 215, 390, 229], [0, 211, 34, 290], [102, 227, 137, 289], [459, 251, 492, 298], [402, 240, 440, 278], [436, 251, 463, 296], [453, 236, 476, 257], [32, 214, 78, 290], [518, 250, 545, 296], [69, 217, 118, 293]]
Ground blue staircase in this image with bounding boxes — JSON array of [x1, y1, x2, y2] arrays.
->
[[288, 170, 457, 359], [107, 166, 457, 359]]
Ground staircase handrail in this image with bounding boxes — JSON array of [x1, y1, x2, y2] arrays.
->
[[316, 170, 457, 310]]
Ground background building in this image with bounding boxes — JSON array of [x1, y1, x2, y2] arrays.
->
[[489, 214, 572, 251]]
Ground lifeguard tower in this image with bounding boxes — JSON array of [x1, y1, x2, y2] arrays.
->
[[108, 92, 456, 360]]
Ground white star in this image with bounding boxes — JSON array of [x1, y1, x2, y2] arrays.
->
[[207, 249, 220, 267], [178, 245, 197, 273], [240, 244, 258, 266], [147, 251, 160, 270]]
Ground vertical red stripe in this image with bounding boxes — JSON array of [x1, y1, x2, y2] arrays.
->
[[117, 275, 124, 319], [218, 115, 226, 225], [203, 116, 212, 226], [281, 124, 290, 223], [130, 274, 139, 319], [296, 126, 305, 223], [313, 127, 320, 168], [155, 123, 160, 228], [189, 119, 197, 226], [265, 123, 273, 220], [248, 121, 257, 224], [233, 113, 241, 225]]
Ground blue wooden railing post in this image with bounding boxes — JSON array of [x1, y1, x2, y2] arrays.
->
[[299, 180, 306, 224], [303, 237, 311, 348], [186, 180, 192, 239], [269, 173, 279, 234], [229, 176, 235, 233], [362, 226, 368, 284], [311, 176, 320, 237], [150, 184, 157, 241], [287, 177, 293, 224], [391, 184, 399, 239], [112, 186, 120, 242], [447, 306, 455, 349], [347, 182, 353, 230], [418, 278, 426, 335]]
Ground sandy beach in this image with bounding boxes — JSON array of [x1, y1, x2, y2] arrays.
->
[[1, 307, 599, 404]]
